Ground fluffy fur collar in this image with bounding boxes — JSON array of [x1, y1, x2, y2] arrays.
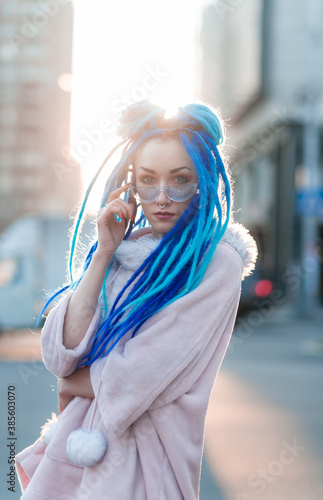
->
[[114, 222, 258, 280], [114, 233, 163, 271], [221, 222, 258, 279]]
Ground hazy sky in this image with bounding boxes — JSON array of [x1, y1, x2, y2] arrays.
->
[[69, 0, 207, 210]]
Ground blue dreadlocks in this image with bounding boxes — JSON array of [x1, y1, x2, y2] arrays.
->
[[37, 100, 232, 367]]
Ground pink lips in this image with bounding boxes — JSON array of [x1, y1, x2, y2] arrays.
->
[[154, 212, 174, 220]]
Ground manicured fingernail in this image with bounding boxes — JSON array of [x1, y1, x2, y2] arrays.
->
[[131, 215, 135, 223]]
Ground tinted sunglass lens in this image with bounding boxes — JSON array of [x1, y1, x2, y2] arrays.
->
[[167, 185, 195, 201], [133, 184, 197, 202], [136, 186, 158, 202]]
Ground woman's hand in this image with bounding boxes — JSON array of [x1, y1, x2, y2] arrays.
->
[[96, 183, 135, 257], [61, 185, 134, 349], [57, 367, 95, 413]]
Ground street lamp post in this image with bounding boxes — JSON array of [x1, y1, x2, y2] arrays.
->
[[298, 0, 323, 316]]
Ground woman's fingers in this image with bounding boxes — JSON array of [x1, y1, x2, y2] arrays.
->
[[102, 202, 129, 223], [58, 393, 73, 414], [107, 183, 131, 203], [121, 198, 135, 221], [103, 196, 134, 222], [96, 184, 135, 250], [96, 207, 105, 217], [97, 207, 128, 230]]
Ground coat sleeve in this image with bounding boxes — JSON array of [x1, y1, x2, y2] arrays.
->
[[90, 242, 244, 438], [40, 291, 102, 378]]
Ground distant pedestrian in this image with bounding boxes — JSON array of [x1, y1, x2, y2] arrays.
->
[[15, 100, 257, 499]]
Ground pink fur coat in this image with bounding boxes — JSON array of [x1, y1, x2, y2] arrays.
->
[[15, 222, 257, 500]]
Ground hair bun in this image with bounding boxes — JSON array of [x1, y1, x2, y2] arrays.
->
[[177, 103, 225, 146], [117, 100, 165, 140]]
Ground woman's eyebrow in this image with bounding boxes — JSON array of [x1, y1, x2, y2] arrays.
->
[[138, 166, 192, 174], [170, 167, 192, 174]]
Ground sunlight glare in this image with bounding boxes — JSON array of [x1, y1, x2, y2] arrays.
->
[[70, 0, 207, 212]]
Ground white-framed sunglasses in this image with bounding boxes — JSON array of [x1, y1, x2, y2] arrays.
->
[[129, 183, 200, 203]]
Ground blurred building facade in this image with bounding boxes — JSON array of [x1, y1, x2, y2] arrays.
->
[[197, 0, 323, 309], [0, 0, 82, 234]]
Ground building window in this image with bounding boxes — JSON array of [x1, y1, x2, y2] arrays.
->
[[20, 83, 45, 105], [18, 2, 40, 16], [18, 151, 45, 168], [18, 130, 41, 149], [19, 107, 44, 128], [0, 23, 17, 38], [0, 171, 13, 192], [20, 66, 45, 83], [0, 152, 14, 169], [1, 3, 18, 17], [0, 66, 18, 84], [21, 44, 47, 59], [0, 131, 15, 148], [0, 86, 17, 103], [0, 41, 18, 62], [0, 258, 20, 288], [0, 107, 17, 126], [19, 174, 43, 192]]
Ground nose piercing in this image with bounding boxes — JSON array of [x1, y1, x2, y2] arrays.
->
[[159, 204, 167, 209]]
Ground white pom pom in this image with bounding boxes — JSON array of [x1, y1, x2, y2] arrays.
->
[[66, 428, 108, 467], [40, 413, 60, 445]]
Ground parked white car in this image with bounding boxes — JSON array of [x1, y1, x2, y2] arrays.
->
[[0, 215, 95, 329]]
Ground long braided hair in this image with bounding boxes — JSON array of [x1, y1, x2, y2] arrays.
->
[[37, 100, 233, 367]]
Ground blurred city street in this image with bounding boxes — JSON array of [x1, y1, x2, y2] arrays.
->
[[1, 305, 322, 500], [203, 305, 323, 500], [1, 1, 323, 499]]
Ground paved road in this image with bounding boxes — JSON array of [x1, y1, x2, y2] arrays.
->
[[203, 307, 323, 500], [0, 359, 57, 500]]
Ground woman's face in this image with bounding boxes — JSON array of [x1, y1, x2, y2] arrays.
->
[[133, 138, 198, 238]]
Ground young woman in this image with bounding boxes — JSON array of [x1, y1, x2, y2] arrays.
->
[[15, 100, 257, 499]]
